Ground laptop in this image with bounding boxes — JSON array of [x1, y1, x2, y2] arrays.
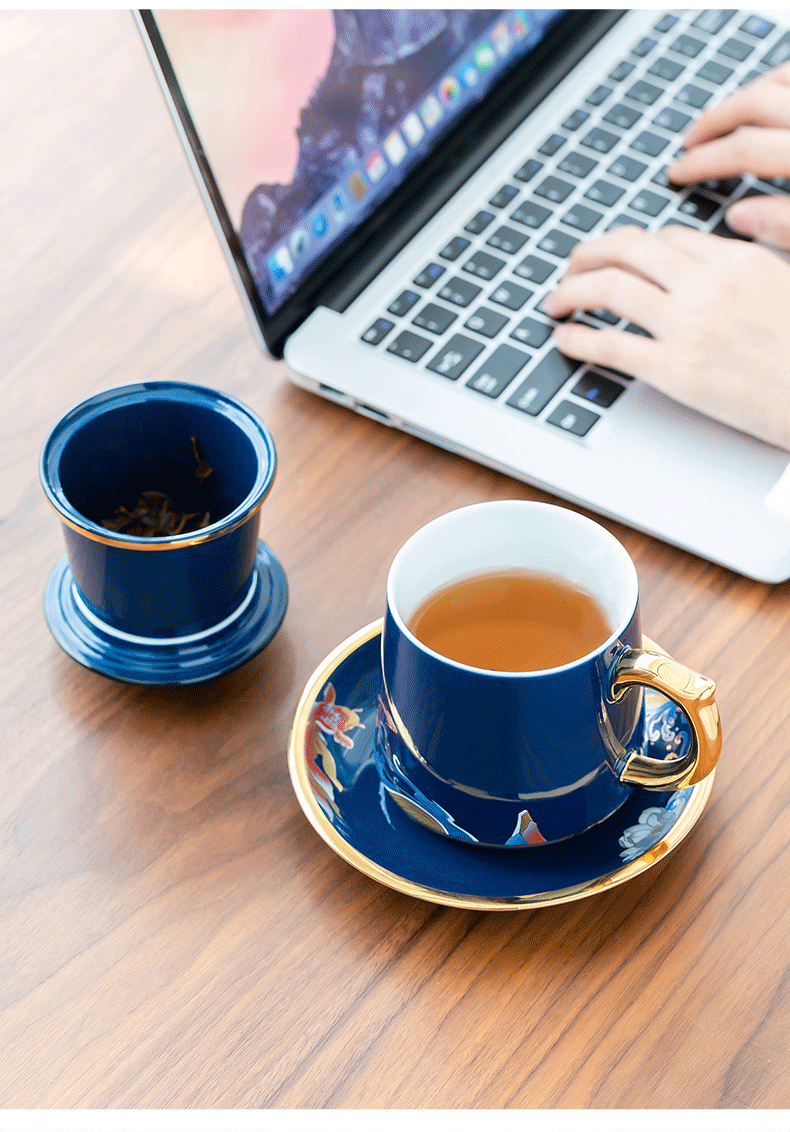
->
[[137, 8, 790, 582]]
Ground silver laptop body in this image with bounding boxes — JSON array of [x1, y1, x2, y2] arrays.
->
[[138, 8, 790, 582]]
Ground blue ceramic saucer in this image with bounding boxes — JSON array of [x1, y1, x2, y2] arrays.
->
[[288, 620, 716, 910], [44, 541, 287, 686]]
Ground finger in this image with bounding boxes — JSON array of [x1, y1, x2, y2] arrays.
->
[[560, 226, 693, 291], [653, 223, 735, 263], [550, 322, 657, 382], [667, 127, 790, 184], [726, 194, 790, 246], [680, 69, 790, 148], [543, 267, 670, 333]]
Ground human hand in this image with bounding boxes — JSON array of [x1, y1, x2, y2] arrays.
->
[[542, 224, 790, 450], [667, 63, 790, 247]]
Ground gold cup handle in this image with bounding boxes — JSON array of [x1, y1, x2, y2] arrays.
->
[[611, 637, 722, 790]]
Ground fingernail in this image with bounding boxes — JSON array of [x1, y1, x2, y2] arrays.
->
[[551, 323, 568, 342], [725, 206, 759, 237]]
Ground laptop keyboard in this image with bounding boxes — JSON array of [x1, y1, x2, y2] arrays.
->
[[360, 9, 790, 441]]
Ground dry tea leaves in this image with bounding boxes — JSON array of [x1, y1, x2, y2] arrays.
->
[[101, 436, 214, 537], [101, 491, 211, 536], [191, 436, 213, 482]]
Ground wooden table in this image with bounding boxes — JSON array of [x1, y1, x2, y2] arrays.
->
[[2, 10, 789, 1112]]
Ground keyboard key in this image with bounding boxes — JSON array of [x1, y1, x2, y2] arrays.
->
[[654, 14, 679, 34], [628, 189, 671, 217], [767, 177, 790, 194], [513, 255, 556, 284], [651, 165, 674, 188], [670, 34, 706, 58], [727, 187, 764, 220], [624, 322, 652, 336], [511, 200, 553, 229], [513, 158, 543, 183], [538, 134, 566, 156], [465, 210, 495, 234], [537, 229, 579, 257], [558, 151, 598, 179], [546, 399, 600, 436], [463, 250, 506, 281], [486, 225, 529, 255], [534, 176, 575, 204], [630, 130, 670, 157], [625, 80, 664, 106], [509, 317, 552, 349], [361, 317, 394, 345], [763, 32, 790, 68], [697, 59, 733, 85], [439, 236, 471, 261], [648, 57, 685, 82], [386, 330, 432, 362], [580, 127, 619, 154], [387, 290, 420, 316], [584, 179, 625, 207], [675, 83, 714, 109], [606, 214, 649, 230], [565, 371, 620, 407], [717, 36, 753, 61], [741, 14, 774, 38], [412, 303, 457, 335], [506, 350, 578, 415], [413, 262, 445, 288], [467, 345, 530, 398], [562, 108, 591, 131], [464, 307, 510, 338], [582, 308, 619, 325], [739, 68, 765, 87], [710, 218, 750, 241], [632, 36, 657, 58], [426, 334, 485, 380], [677, 192, 719, 222], [489, 281, 533, 311], [662, 217, 698, 229], [608, 155, 648, 182], [534, 295, 564, 319], [586, 84, 613, 106], [571, 371, 625, 408], [489, 184, 520, 209], [603, 104, 642, 130], [701, 175, 743, 196], [561, 203, 603, 233], [653, 106, 692, 133], [691, 11, 735, 35], [610, 60, 636, 82], [437, 277, 482, 307]]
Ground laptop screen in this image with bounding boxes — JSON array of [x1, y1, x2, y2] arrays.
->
[[151, 9, 565, 317]]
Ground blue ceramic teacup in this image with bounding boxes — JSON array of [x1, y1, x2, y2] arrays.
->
[[40, 381, 285, 682], [378, 501, 721, 848]]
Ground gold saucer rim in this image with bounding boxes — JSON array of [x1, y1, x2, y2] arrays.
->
[[287, 619, 716, 910]]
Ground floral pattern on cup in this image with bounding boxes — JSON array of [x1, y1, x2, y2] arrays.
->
[[644, 697, 692, 759], [306, 682, 365, 817], [618, 790, 691, 862]]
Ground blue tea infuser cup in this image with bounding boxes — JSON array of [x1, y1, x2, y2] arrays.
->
[[377, 501, 721, 848], [40, 381, 287, 685]]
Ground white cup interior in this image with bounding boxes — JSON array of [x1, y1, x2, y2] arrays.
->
[[387, 501, 638, 666]]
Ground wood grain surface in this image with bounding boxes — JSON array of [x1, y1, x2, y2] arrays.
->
[[2, 10, 789, 1111]]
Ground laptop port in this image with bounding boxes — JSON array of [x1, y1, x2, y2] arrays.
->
[[353, 402, 394, 426], [317, 383, 349, 404]]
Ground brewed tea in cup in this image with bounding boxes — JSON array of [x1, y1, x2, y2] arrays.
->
[[378, 500, 721, 848]]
